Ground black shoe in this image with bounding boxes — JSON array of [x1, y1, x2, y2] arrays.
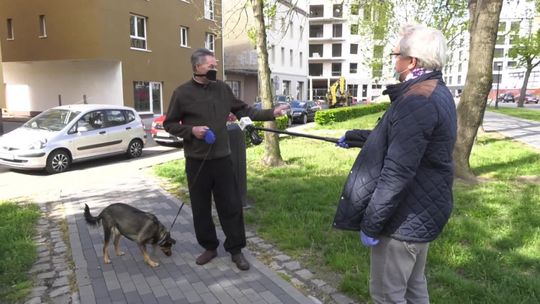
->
[[231, 252, 250, 271], [196, 249, 217, 265]]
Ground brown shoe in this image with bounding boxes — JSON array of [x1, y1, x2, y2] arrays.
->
[[231, 253, 250, 271], [196, 249, 217, 265]]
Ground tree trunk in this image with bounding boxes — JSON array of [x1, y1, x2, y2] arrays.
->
[[453, 0, 503, 181], [517, 63, 532, 108], [251, 0, 285, 166]]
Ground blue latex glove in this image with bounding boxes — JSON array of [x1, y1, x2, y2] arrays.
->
[[336, 135, 349, 148], [204, 129, 216, 144], [360, 231, 379, 247]]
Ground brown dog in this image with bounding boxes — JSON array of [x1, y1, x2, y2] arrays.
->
[[84, 203, 176, 267]]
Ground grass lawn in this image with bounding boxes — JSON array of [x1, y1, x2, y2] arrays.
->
[[0, 201, 40, 303], [487, 106, 540, 122], [154, 114, 540, 303]]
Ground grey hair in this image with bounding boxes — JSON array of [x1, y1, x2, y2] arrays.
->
[[399, 24, 447, 70], [191, 48, 214, 71]]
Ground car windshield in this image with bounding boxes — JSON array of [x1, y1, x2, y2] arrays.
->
[[23, 109, 80, 131], [290, 101, 305, 108]]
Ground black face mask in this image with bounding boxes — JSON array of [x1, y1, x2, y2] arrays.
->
[[194, 69, 217, 81]]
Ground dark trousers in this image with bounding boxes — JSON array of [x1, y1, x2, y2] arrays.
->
[[185, 156, 246, 254]]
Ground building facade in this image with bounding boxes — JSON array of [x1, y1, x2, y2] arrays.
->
[[223, 0, 308, 105], [0, 0, 222, 117]]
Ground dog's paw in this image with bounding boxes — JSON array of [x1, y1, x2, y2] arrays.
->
[[116, 251, 125, 256], [104, 258, 111, 264], [148, 261, 159, 268]]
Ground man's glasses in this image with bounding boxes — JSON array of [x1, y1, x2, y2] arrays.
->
[[389, 52, 401, 58]]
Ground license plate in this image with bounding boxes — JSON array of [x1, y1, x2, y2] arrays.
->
[[0, 152, 14, 160], [157, 131, 171, 138]]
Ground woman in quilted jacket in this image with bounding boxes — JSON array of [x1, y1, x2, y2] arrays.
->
[[333, 24, 457, 304]]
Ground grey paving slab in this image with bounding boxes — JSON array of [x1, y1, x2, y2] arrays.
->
[[483, 111, 540, 150], [63, 173, 314, 304]]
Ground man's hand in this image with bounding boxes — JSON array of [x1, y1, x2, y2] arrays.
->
[[192, 126, 209, 139], [336, 135, 349, 148], [360, 231, 379, 247], [273, 104, 290, 117]]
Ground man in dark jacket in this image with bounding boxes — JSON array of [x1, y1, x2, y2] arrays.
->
[[164, 48, 288, 271], [333, 25, 457, 303]]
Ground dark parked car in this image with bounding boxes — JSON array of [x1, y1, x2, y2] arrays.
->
[[499, 93, 515, 103], [289, 101, 319, 124], [254, 101, 292, 126]]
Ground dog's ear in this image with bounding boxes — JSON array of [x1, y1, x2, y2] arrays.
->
[[170, 238, 176, 245]]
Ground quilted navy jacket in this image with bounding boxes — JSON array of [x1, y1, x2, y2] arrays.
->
[[333, 71, 457, 243]]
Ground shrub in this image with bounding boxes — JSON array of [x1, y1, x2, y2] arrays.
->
[[315, 103, 390, 125]]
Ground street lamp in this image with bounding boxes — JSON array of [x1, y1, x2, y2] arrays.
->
[[494, 62, 503, 109]]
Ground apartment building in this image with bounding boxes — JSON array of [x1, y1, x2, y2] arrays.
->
[[223, 0, 308, 105], [307, 0, 387, 103], [0, 0, 222, 117], [445, 0, 539, 98]]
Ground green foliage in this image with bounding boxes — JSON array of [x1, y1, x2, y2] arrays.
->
[[314, 103, 389, 125], [508, 29, 540, 69], [154, 113, 540, 303], [0, 201, 40, 303]]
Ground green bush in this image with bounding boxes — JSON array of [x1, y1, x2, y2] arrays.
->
[[315, 103, 390, 125]]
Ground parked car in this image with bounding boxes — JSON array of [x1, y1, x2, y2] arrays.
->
[[150, 115, 183, 147], [499, 92, 515, 103], [522, 93, 539, 104], [0, 104, 146, 174], [289, 100, 319, 124], [254, 101, 292, 126]]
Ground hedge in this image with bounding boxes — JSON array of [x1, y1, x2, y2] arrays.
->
[[314, 103, 390, 125]]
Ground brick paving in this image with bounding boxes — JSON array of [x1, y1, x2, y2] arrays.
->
[[60, 174, 315, 304]]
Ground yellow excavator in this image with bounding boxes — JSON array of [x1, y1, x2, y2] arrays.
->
[[327, 76, 350, 108]]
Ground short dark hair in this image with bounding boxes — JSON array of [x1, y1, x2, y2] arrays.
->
[[191, 48, 214, 71]]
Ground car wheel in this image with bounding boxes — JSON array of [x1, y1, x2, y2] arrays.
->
[[46, 150, 71, 174], [127, 139, 143, 158], [301, 114, 308, 124]]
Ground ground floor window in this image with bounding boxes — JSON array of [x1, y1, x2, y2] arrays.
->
[[225, 80, 241, 98], [133, 81, 162, 114]]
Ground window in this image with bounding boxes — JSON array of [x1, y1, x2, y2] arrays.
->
[[309, 44, 323, 57], [180, 26, 189, 47], [350, 24, 359, 35], [510, 21, 520, 32], [507, 61, 517, 68], [105, 110, 127, 127], [350, 4, 359, 15], [498, 22, 506, 32], [333, 4, 343, 17], [332, 44, 342, 57], [299, 51, 303, 68], [282, 80, 291, 95], [225, 81, 241, 98], [130, 15, 147, 50], [492, 74, 501, 84], [281, 47, 285, 65], [310, 5, 324, 18], [509, 35, 518, 44], [270, 45, 275, 64], [496, 35, 505, 44], [350, 44, 358, 54], [309, 63, 323, 76], [289, 21, 293, 38], [204, 0, 215, 20], [297, 82, 303, 100], [310, 24, 323, 38], [494, 48, 504, 58], [299, 25, 303, 40], [458, 63, 462, 72], [448, 76, 453, 85], [133, 81, 162, 114], [350, 63, 358, 73], [290, 49, 293, 66], [332, 63, 341, 76], [205, 33, 215, 51], [333, 24, 342, 37], [6, 18, 13, 40], [458, 75, 462, 84], [39, 15, 47, 37]]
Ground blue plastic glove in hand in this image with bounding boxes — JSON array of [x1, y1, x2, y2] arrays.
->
[[360, 231, 379, 247], [204, 129, 216, 144], [336, 135, 349, 148]]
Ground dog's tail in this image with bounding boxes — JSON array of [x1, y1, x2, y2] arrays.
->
[[84, 204, 101, 226]]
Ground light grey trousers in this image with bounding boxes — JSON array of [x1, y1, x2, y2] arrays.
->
[[369, 236, 430, 304]]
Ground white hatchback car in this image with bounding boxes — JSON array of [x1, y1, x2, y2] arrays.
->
[[0, 104, 147, 174]]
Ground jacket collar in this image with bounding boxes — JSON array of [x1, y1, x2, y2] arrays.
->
[[383, 71, 443, 102]]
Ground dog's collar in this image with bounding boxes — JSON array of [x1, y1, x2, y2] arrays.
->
[[157, 231, 169, 246]]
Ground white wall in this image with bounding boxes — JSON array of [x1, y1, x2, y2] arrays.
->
[[3, 60, 123, 112]]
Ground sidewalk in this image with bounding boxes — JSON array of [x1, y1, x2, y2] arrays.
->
[[482, 111, 540, 150], [59, 170, 316, 304]]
